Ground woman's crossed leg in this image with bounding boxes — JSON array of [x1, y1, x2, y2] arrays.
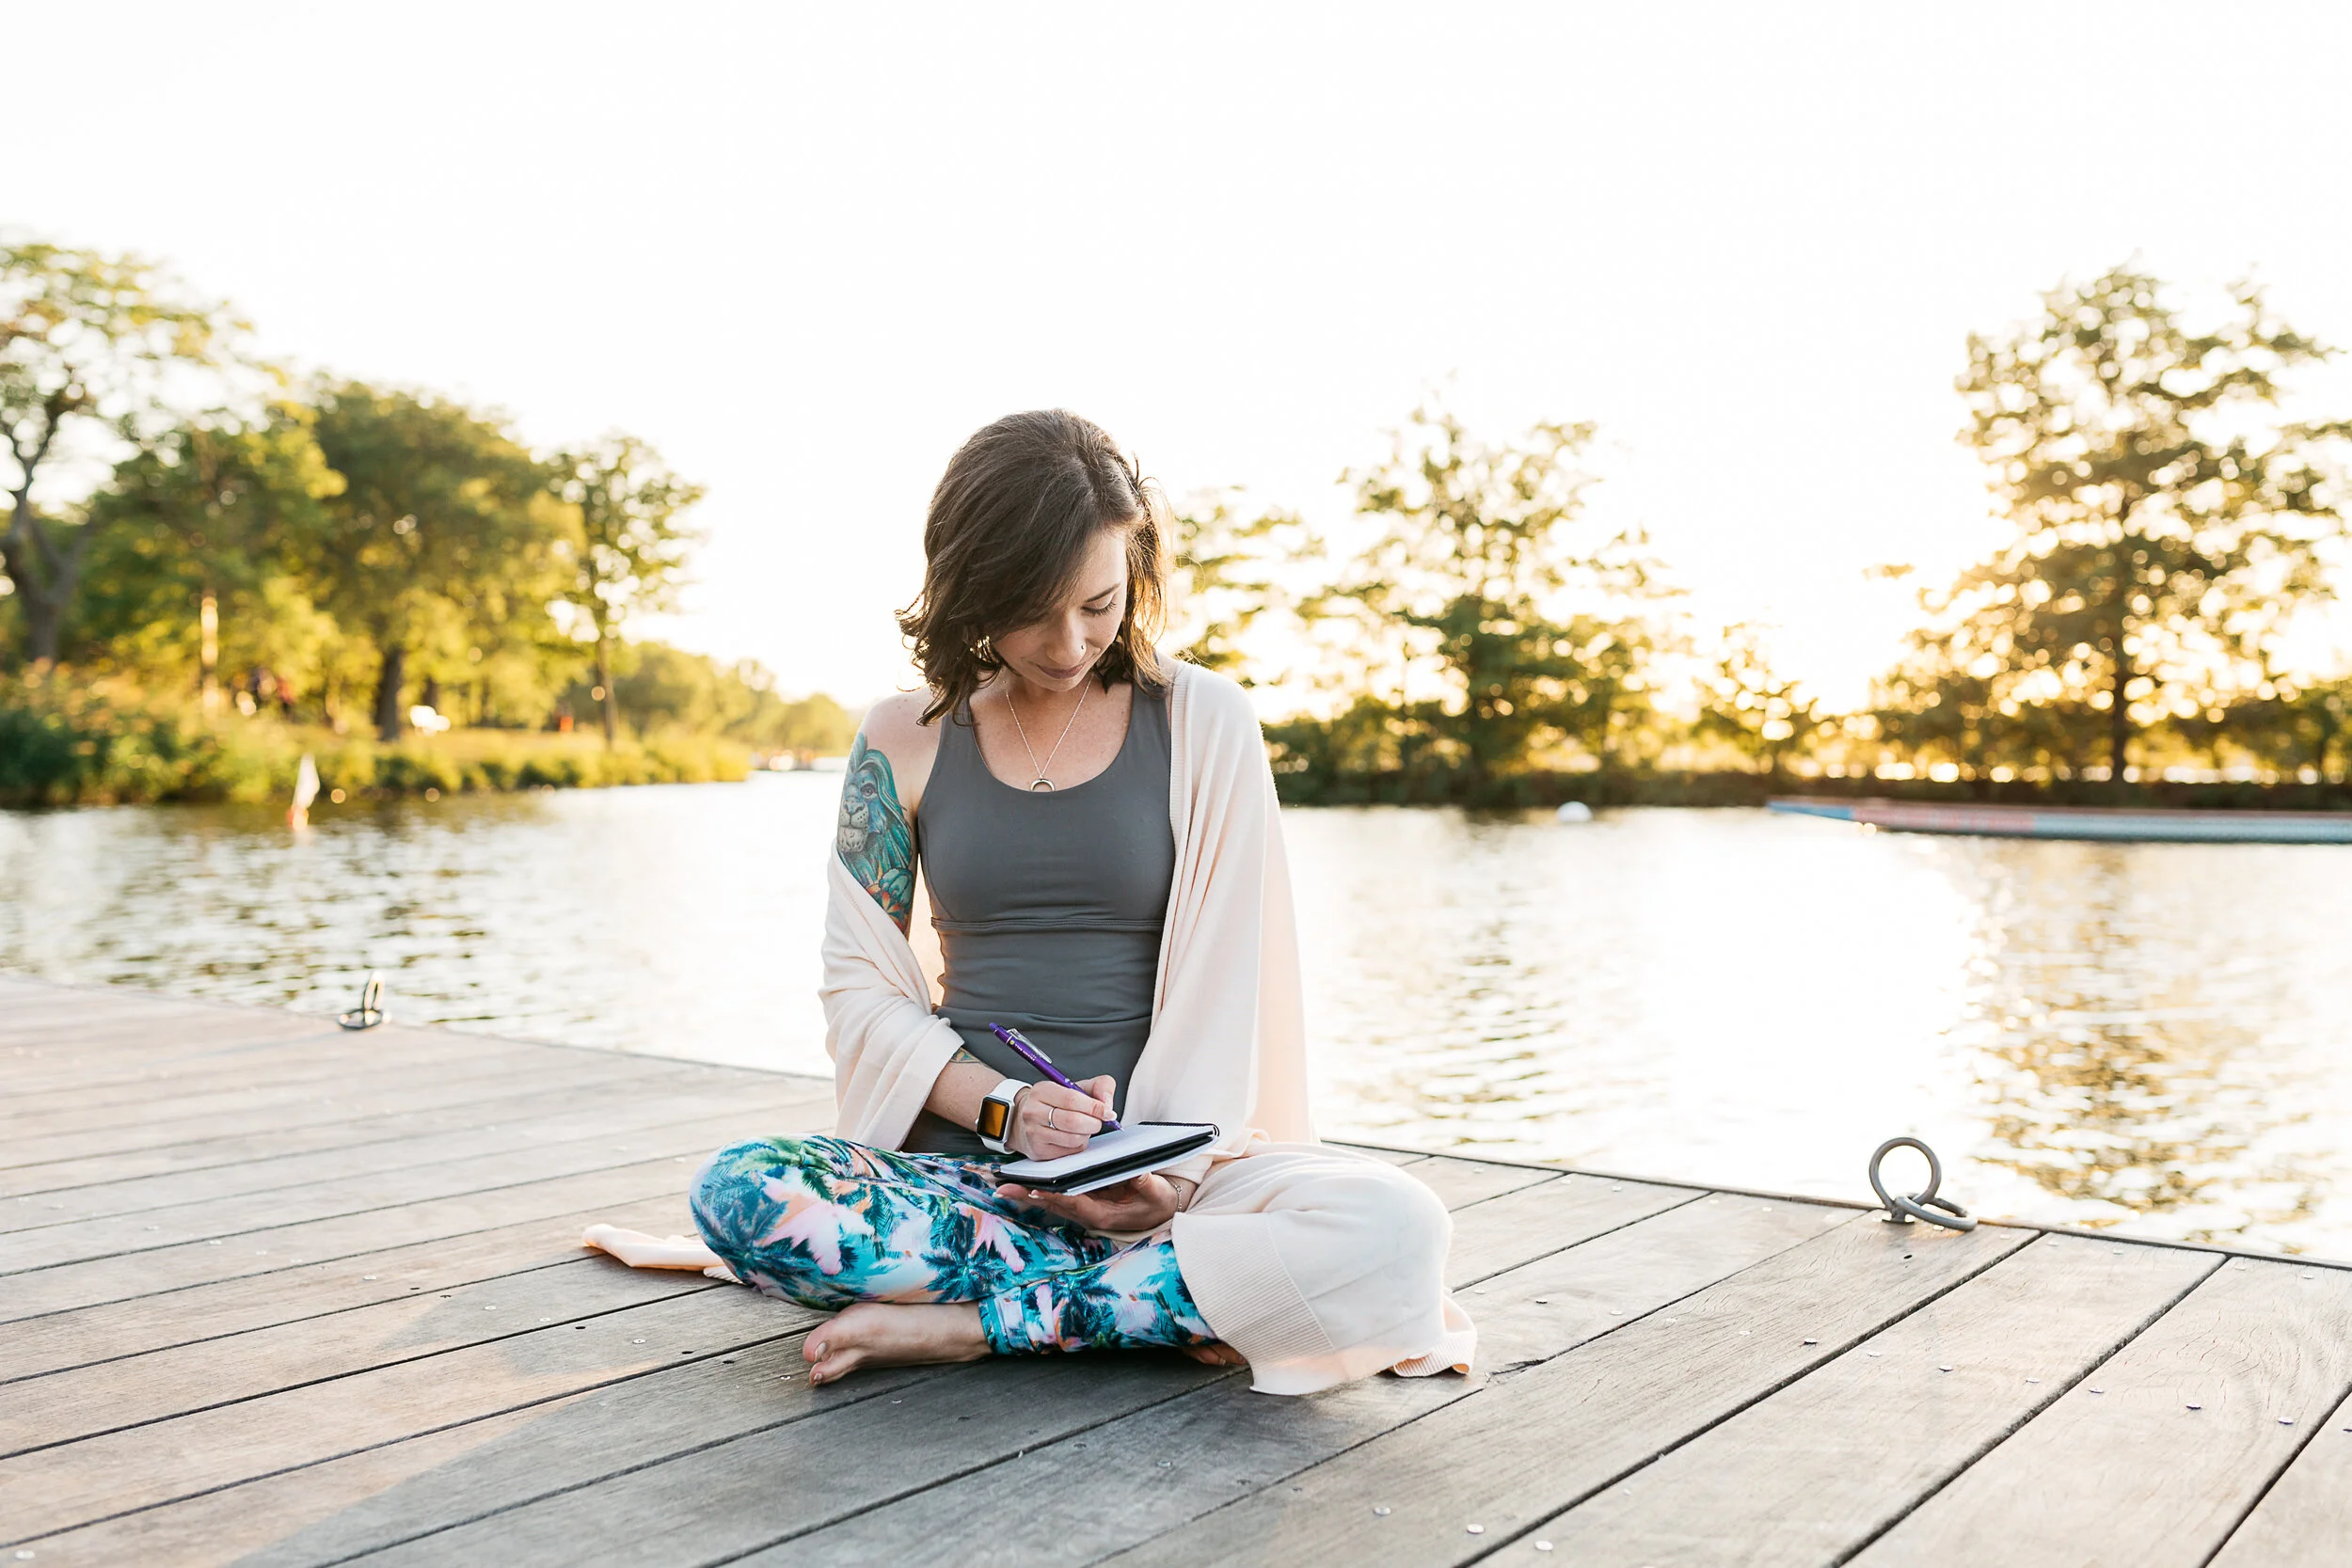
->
[[690, 1134, 1217, 1383]]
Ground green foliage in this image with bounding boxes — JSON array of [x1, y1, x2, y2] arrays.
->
[[3, 240, 242, 663], [554, 641, 854, 754], [1319, 405, 1671, 786], [1696, 625, 1827, 777], [1885, 264, 2351, 780], [1168, 494, 1316, 676], [0, 671, 284, 806], [549, 435, 705, 744], [0, 672, 746, 807], [309, 382, 573, 741], [2165, 674, 2352, 782], [72, 404, 344, 695]]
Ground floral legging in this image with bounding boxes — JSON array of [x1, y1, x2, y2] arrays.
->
[[688, 1134, 1216, 1356]]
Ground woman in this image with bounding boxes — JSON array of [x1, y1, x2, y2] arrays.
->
[[677, 411, 1473, 1394]]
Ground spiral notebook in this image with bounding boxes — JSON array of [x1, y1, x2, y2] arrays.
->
[[994, 1121, 1219, 1195]]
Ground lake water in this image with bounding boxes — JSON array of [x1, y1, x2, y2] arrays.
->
[[6, 777, 2349, 1259]]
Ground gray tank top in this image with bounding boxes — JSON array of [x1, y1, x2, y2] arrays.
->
[[902, 683, 1176, 1155]]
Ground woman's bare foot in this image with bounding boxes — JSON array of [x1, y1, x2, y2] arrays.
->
[[1181, 1340, 1247, 1368], [804, 1302, 989, 1385]]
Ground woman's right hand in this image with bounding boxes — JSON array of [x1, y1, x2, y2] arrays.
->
[[1008, 1075, 1116, 1161]]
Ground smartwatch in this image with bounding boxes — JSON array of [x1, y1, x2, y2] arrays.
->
[[976, 1078, 1027, 1154]]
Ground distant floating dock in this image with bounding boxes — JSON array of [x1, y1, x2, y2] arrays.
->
[[1771, 796, 2352, 845], [6, 974, 2351, 1565]]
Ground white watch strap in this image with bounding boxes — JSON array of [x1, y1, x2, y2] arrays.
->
[[977, 1077, 1027, 1153]]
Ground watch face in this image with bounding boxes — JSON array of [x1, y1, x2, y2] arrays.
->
[[977, 1097, 1009, 1140]]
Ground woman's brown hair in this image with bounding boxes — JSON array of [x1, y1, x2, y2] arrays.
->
[[898, 409, 1169, 726]]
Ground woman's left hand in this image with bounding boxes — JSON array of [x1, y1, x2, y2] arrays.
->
[[995, 1172, 1184, 1232]]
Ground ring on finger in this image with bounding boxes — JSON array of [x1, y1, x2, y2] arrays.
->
[[1045, 1108, 1057, 1131]]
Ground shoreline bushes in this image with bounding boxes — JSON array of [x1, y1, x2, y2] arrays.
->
[[0, 673, 746, 808]]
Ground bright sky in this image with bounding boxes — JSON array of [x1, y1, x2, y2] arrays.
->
[[15, 2, 2352, 711]]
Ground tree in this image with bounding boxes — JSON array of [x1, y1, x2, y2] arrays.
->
[[1942, 264, 2349, 779], [1327, 405, 1664, 791], [310, 384, 564, 739], [1696, 625, 1825, 778], [548, 436, 704, 746], [76, 404, 342, 708], [556, 644, 856, 756], [2, 241, 238, 664], [2170, 673, 2352, 784], [1167, 493, 1315, 676]]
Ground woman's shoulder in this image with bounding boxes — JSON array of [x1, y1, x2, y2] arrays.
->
[[852, 689, 949, 811], [860, 689, 945, 750]]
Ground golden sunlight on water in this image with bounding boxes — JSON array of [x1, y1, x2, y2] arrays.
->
[[4, 779, 2348, 1257]]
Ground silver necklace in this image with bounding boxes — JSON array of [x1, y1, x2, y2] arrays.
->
[[1005, 676, 1090, 791]]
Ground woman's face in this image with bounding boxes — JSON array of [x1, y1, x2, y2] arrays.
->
[[993, 525, 1129, 692]]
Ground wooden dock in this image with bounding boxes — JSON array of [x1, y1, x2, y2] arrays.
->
[[5, 973, 2350, 1566]]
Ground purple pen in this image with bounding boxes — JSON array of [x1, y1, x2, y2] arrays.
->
[[988, 1022, 1121, 1132]]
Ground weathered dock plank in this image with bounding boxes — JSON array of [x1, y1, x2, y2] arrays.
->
[[0, 1102, 818, 1273], [2, 1151, 755, 1323], [0, 1022, 535, 1117], [2209, 1386, 2352, 1567], [1852, 1258, 2352, 1568], [1391, 1154, 1559, 1209], [3, 1022, 354, 1096], [1523, 1232, 2217, 1565], [3, 1249, 733, 1454], [9, 1132, 1549, 1567], [294, 1156, 1689, 1568], [0, 1191, 704, 1383], [1, 1038, 633, 1146], [0, 1079, 827, 1230], [1102, 1213, 2031, 1567], [0, 1049, 678, 1171], [0, 1069, 763, 1199], [758, 1189, 1810, 1568], [0, 1285, 813, 1540], [6, 974, 2344, 1568]]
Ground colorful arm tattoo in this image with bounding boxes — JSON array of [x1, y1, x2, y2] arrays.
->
[[836, 733, 915, 933]]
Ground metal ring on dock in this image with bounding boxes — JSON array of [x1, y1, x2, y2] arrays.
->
[[338, 972, 386, 1031], [1869, 1136, 1976, 1232]]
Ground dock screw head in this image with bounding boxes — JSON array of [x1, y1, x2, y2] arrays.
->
[[1373, 1507, 1391, 1516], [1467, 1525, 1486, 1535]]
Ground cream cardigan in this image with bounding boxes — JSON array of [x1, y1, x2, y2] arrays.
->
[[822, 659, 1475, 1394]]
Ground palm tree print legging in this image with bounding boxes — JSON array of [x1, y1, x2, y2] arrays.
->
[[689, 1134, 1217, 1354]]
